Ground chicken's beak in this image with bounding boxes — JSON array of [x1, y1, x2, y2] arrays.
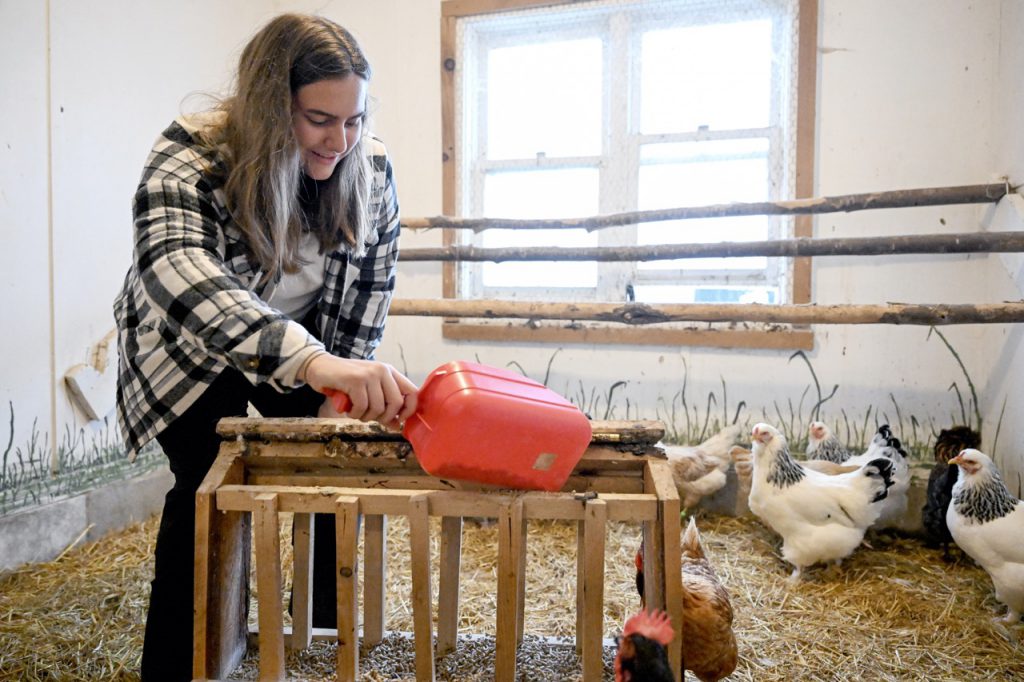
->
[[949, 454, 964, 466]]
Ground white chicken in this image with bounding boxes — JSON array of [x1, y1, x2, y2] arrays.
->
[[947, 449, 1024, 627], [748, 423, 895, 582], [805, 423, 910, 530], [805, 422, 891, 463], [858, 435, 910, 530], [805, 421, 853, 463], [659, 423, 745, 509]]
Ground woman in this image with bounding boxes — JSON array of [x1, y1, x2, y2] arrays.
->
[[113, 13, 417, 680]]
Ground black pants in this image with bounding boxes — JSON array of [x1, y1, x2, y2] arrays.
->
[[141, 360, 340, 681]]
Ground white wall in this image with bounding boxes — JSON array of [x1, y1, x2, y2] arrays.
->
[[1, 1, 51, 456], [985, 0, 1024, 487], [1, 1, 1021, 490]]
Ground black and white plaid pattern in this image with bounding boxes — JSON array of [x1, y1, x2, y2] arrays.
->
[[114, 119, 400, 457]]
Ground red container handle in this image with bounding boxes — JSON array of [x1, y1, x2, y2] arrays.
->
[[321, 387, 352, 414]]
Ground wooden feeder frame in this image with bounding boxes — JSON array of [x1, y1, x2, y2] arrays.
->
[[192, 417, 679, 682]]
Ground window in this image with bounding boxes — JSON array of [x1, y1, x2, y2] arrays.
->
[[441, 0, 816, 348]]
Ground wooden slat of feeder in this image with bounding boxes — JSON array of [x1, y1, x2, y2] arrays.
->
[[238, 440, 416, 461], [247, 471, 647, 494], [216, 417, 666, 446], [646, 459, 683, 682], [239, 442, 660, 477], [238, 445, 659, 478], [216, 485, 660, 523], [217, 417, 405, 441], [495, 497, 525, 681], [194, 445, 249, 680], [290, 512, 313, 650], [334, 496, 360, 682], [582, 498, 608, 682], [248, 473, 451, 491], [408, 494, 435, 681], [516, 515, 528, 646], [363, 514, 387, 647], [437, 516, 463, 655], [241, 442, 655, 476], [253, 492, 285, 681]]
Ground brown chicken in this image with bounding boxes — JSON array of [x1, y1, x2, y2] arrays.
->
[[636, 517, 738, 682], [662, 424, 745, 509]]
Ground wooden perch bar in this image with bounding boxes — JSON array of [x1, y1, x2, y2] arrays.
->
[[387, 299, 1024, 326], [400, 231, 1024, 262], [403, 183, 1010, 232]]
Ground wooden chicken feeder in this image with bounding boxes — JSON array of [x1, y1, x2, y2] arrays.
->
[[193, 417, 683, 682]]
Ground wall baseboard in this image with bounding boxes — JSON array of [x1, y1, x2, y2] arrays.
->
[[0, 465, 172, 574]]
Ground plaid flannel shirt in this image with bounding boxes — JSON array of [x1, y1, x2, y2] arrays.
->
[[114, 118, 400, 458]]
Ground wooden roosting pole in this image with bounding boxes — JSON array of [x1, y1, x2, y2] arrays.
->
[[393, 182, 1022, 327], [388, 300, 1024, 326], [400, 231, 1024, 262], [402, 183, 1010, 232]]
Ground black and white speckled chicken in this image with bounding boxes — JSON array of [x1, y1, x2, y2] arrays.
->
[[921, 426, 982, 557], [806, 422, 892, 465], [947, 449, 1024, 627], [805, 421, 853, 463], [749, 423, 895, 582]]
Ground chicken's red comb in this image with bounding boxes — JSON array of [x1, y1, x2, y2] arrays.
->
[[634, 545, 644, 573], [622, 609, 674, 646]]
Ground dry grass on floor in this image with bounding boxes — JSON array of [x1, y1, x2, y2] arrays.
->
[[1, 511, 1021, 681]]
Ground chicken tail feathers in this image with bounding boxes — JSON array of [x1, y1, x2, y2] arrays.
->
[[681, 516, 705, 559], [864, 457, 895, 502]]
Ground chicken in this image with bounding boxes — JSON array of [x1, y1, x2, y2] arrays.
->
[[613, 609, 675, 682], [660, 423, 745, 509], [805, 420, 854, 463], [806, 422, 891, 464], [730, 445, 754, 501], [802, 460, 860, 476], [634, 517, 738, 682], [748, 423, 895, 582], [946, 449, 1024, 627], [849, 435, 910, 530], [861, 423, 894, 459], [805, 423, 909, 530], [921, 426, 982, 556]]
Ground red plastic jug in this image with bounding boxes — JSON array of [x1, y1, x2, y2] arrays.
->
[[325, 361, 593, 491]]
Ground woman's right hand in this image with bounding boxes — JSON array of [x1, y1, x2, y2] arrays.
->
[[302, 354, 418, 428]]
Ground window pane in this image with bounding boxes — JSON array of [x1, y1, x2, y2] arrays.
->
[[638, 140, 769, 271], [635, 284, 778, 304], [487, 39, 603, 159], [641, 19, 773, 134], [481, 169, 598, 288]]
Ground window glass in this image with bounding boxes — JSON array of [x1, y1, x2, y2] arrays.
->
[[481, 168, 599, 288], [640, 19, 773, 134], [635, 284, 778, 304], [486, 38, 603, 159], [638, 140, 770, 271], [451, 0, 801, 310]]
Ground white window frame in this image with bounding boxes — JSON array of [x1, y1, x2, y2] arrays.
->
[[440, 0, 817, 349]]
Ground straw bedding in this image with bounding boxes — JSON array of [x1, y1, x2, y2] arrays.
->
[[1, 511, 1021, 681]]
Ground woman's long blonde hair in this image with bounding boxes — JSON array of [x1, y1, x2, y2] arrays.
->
[[201, 13, 373, 283]]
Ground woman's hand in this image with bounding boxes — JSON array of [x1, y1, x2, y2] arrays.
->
[[302, 354, 418, 428]]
